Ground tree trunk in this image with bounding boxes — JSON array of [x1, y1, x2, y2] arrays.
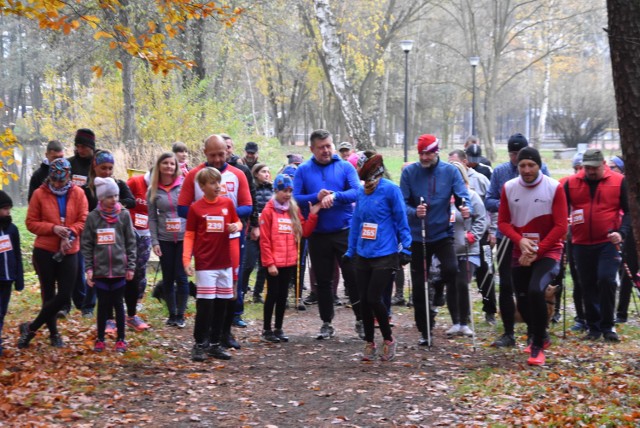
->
[[313, 0, 372, 150], [535, 55, 551, 146], [607, 0, 640, 260]]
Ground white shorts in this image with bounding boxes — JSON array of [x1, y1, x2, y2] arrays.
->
[[195, 267, 233, 299]]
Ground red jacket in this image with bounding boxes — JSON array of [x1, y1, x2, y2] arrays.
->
[[565, 168, 625, 245], [127, 173, 149, 230], [259, 200, 317, 268], [27, 184, 88, 253]]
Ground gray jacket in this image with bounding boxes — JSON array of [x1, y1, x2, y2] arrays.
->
[[148, 180, 185, 245], [452, 189, 487, 256], [81, 209, 137, 278]]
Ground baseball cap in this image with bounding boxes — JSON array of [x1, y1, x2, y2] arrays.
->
[[337, 142, 352, 151], [244, 142, 259, 153], [582, 149, 604, 167], [465, 144, 482, 163]]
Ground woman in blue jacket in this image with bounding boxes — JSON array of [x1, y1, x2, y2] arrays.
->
[[345, 152, 412, 362]]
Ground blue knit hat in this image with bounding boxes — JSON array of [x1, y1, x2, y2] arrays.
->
[[273, 174, 293, 191]]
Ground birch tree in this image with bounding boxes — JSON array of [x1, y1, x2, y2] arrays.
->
[[313, 0, 371, 149]]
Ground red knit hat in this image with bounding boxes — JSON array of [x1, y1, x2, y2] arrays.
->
[[417, 134, 439, 153]]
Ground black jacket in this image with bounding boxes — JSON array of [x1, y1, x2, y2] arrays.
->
[[28, 162, 49, 202]]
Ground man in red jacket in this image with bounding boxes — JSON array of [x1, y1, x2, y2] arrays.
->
[[564, 149, 630, 342]]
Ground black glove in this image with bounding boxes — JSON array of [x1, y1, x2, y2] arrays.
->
[[400, 252, 412, 266]]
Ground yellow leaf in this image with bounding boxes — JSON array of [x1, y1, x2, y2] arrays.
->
[[115, 60, 122, 70], [148, 21, 156, 32], [94, 31, 113, 40]]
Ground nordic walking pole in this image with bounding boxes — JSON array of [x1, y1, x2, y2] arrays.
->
[[610, 233, 640, 317], [420, 197, 432, 349], [406, 264, 413, 307], [296, 238, 301, 312], [481, 236, 510, 303], [461, 198, 477, 352], [560, 243, 568, 339]]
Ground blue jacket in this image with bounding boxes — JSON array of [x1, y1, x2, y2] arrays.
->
[[0, 219, 24, 291], [400, 158, 472, 243], [346, 179, 412, 259], [293, 154, 360, 233]]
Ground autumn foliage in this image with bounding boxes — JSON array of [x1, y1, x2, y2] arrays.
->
[[0, 0, 243, 75]]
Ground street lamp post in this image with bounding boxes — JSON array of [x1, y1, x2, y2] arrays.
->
[[469, 56, 480, 136], [400, 40, 414, 162]]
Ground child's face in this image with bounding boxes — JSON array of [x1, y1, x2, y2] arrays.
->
[[175, 151, 188, 163], [256, 167, 270, 184], [275, 188, 293, 204], [0, 207, 11, 217], [201, 180, 221, 199], [95, 162, 114, 178], [101, 194, 119, 209]]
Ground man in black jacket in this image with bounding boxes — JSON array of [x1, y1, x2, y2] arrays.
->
[[28, 140, 64, 202]]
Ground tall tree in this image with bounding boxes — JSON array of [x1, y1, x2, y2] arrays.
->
[[607, 0, 640, 256], [312, 0, 371, 150]]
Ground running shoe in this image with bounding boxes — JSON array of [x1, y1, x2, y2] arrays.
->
[[381, 339, 397, 361], [362, 342, 377, 361], [126, 315, 150, 331]]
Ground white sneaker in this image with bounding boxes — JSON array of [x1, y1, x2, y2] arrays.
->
[[446, 324, 461, 336], [459, 325, 474, 337]]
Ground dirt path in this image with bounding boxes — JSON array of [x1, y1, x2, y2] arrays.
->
[[86, 300, 514, 427]]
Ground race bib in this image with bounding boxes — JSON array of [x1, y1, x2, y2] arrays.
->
[[361, 223, 378, 240], [522, 232, 540, 246], [165, 218, 181, 232], [71, 174, 87, 186], [206, 216, 224, 233], [134, 213, 149, 229], [0, 235, 12, 253], [278, 218, 293, 234], [97, 228, 116, 245], [571, 209, 584, 225]]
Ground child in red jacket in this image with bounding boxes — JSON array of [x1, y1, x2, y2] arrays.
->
[[259, 174, 320, 343]]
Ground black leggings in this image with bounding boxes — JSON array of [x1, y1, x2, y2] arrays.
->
[[356, 255, 396, 342], [512, 258, 559, 347], [30, 248, 78, 335], [193, 298, 227, 344], [96, 286, 126, 341], [264, 266, 294, 331], [496, 238, 516, 335]]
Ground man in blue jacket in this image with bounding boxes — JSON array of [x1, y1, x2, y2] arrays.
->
[[400, 134, 471, 346], [293, 129, 361, 339]]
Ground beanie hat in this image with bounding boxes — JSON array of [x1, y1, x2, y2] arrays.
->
[[273, 174, 293, 191], [358, 153, 385, 182], [507, 133, 528, 153], [0, 190, 13, 209], [94, 177, 120, 200], [94, 150, 115, 166], [49, 158, 72, 182], [417, 134, 439, 153], [610, 156, 624, 173], [281, 165, 298, 178], [516, 146, 541, 168], [287, 154, 304, 164], [572, 152, 584, 168], [74, 128, 96, 151]]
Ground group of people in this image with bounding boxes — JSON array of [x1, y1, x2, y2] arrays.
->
[[0, 127, 633, 368]]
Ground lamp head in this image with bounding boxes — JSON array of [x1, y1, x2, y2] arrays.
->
[[400, 40, 414, 53]]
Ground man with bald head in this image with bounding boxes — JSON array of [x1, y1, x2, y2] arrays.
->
[[178, 134, 253, 356]]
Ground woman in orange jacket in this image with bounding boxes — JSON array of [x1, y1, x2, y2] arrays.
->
[[18, 158, 88, 349]]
